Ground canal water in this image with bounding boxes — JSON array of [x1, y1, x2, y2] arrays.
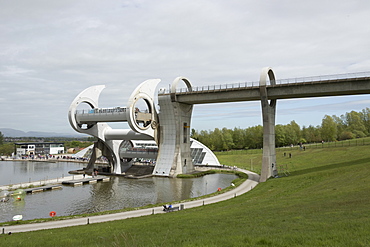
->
[[0, 161, 236, 223]]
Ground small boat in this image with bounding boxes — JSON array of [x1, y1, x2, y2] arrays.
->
[[12, 215, 23, 221]]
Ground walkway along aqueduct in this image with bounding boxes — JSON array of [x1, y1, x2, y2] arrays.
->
[[68, 68, 370, 182]]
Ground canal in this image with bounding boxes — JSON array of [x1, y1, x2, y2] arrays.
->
[[0, 161, 236, 223]]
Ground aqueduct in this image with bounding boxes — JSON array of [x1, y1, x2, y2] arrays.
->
[[68, 68, 370, 182]]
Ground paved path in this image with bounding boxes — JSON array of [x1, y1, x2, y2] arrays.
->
[[2, 169, 259, 234]]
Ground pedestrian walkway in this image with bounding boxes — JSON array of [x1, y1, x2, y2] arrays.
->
[[62, 175, 110, 186], [23, 185, 62, 194], [0, 175, 85, 191], [1, 169, 259, 234]]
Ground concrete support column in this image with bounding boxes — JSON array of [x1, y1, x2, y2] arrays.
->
[[87, 139, 123, 174], [259, 67, 277, 182], [153, 77, 194, 177], [106, 140, 123, 174]]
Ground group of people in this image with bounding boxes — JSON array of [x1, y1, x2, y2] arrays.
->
[[82, 168, 98, 178], [162, 204, 173, 211], [91, 168, 98, 177]]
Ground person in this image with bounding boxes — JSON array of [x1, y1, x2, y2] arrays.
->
[[163, 204, 173, 211], [1, 198, 8, 202]]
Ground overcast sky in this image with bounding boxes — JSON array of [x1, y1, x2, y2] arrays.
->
[[1, 0, 370, 135]]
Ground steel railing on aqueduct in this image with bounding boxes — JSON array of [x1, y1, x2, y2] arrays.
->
[[159, 71, 370, 95]]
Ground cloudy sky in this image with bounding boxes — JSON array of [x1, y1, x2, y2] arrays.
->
[[1, 0, 370, 135]]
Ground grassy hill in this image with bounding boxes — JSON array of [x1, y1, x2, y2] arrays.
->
[[1, 140, 369, 246]]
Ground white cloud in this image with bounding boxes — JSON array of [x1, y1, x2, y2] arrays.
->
[[0, 0, 369, 133]]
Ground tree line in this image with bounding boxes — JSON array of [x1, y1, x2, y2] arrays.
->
[[191, 108, 370, 151], [1, 108, 369, 154]]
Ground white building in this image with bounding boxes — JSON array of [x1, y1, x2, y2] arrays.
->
[[15, 142, 64, 156]]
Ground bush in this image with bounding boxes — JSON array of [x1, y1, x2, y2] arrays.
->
[[339, 131, 354, 140], [0, 143, 15, 156], [177, 170, 216, 178]]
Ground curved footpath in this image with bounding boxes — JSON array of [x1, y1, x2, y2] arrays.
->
[[2, 169, 260, 234]]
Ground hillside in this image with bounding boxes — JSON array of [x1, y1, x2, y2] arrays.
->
[[0, 128, 83, 138], [1, 141, 369, 246]]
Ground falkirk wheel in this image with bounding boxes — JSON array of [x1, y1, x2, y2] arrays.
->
[[68, 77, 220, 177]]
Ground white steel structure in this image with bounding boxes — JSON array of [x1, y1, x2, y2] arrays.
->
[[69, 78, 208, 177]]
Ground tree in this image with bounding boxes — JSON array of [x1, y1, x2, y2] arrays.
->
[[302, 125, 321, 143], [360, 108, 370, 136], [232, 127, 245, 149], [64, 140, 93, 150], [275, 124, 288, 147], [87, 136, 97, 142], [0, 143, 14, 156], [186, 107, 370, 152], [339, 131, 354, 140], [285, 120, 301, 145], [211, 128, 224, 151], [321, 115, 337, 141], [197, 130, 212, 149], [345, 111, 366, 138], [222, 127, 234, 150], [190, 128, 197, 139], [244, 125, 263, 149], [0, 131, 3, 146], [332, 115, 345, 140]]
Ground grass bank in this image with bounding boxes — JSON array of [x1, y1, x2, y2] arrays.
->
[[1, 142, 369, 246], [0, 169, 245, 227]]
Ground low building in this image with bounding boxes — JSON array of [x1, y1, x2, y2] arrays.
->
[[14, 142, 64, 156]]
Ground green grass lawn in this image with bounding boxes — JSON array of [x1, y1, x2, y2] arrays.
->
[[1, 142, 369, 246]]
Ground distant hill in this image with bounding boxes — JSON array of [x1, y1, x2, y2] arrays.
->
[[0, 128, 83, 138]]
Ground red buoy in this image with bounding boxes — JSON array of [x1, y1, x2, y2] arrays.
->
[[49, 211, 56, 217]]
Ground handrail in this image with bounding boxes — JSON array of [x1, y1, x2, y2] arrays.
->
[[76, 107, 127, 115], [158, 71, 370, 95]]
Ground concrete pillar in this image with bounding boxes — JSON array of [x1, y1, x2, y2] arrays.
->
[[86, 139, 123, 174], [153, 77, 194, 177], [259, 67, 277, 182], [85, 141, 99, 172]]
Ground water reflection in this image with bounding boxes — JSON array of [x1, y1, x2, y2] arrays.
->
[[0, 161, 236, 222], [0, 161, 85, 186]]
